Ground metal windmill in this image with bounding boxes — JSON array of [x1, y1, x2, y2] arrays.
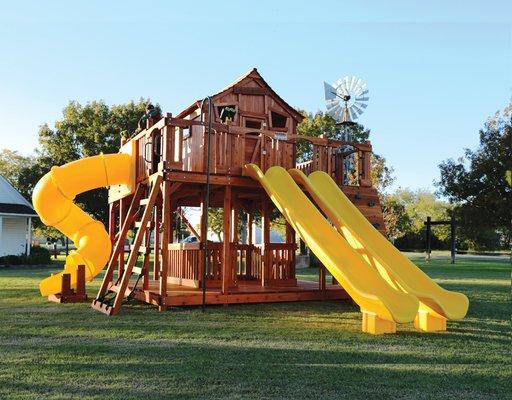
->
[[324, 76, 370, 184], [324, 76, 369, 126]]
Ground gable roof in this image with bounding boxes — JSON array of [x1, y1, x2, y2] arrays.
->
[[0, 175, 37, 216], [177, 68, 304, 122]]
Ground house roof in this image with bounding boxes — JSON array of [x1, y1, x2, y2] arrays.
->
[[177, 68, 304, 122], [0, 175, 37, 217]]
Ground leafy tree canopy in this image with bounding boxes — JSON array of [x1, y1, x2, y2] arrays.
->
[[437, 102, 511, 249], [8, 99, 154, 238]]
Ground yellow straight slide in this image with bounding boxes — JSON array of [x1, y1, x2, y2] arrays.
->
[[244, 164, 419, 333], [289, 169, 469, 331], [32, 152, 134, 296]]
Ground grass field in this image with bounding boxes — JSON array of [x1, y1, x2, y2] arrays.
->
[[0, 256, 510, 399]]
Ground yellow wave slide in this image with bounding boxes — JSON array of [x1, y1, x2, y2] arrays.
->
[[244, 164, 419, 333], [289, 169, 468, 331]]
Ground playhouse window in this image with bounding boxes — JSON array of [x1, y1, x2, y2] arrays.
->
[[271, 111, 287, 128], [245, 119, 262, 130], [217, 105, 236, 123]]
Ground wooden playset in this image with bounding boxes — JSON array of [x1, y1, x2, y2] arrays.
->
[[90, 68, 386, 315]]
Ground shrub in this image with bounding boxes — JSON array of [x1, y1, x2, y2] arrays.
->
[[0, 247, 52, 266], [28, 247, 51, 264]]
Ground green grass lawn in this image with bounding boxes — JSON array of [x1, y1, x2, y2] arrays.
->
[[0, 257, 510, 399]]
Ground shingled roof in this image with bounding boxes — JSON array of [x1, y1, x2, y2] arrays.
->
[[177, 68, 304, 122], [0, 175, 37, 216]]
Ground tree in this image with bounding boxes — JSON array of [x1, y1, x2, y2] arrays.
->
[[382, 188, 452, 249], [28, 99, 154, 226], [0, 149, 35, 196], [437, 102, 512, 250], [380, 196, 411, 240]]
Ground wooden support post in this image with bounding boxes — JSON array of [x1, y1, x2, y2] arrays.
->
[[199, 193, 207, 286], [450, 215, 456, 264], [247, 212, 253, 245], [261, 195, 271, 287], [222, 186, 233, 295], [286, 222, 296, 281], [425, 216, 432, 262], [48, 264, 88, 303], [107, 201, 117, 283], [153, 198, 161, 280], [159, 124, 172, 312], [319, 262, 326, 291], [118, 197, 127, 277]]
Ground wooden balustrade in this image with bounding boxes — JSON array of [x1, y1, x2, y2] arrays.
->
[[296, 144, 372, 187], [129, 116, 373, 187], [258, 243, 297, 286], [234, 244, 262, 280], [167, 242, 223, 287]]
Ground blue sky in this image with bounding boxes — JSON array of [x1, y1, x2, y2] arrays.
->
[[0, 1, 510, 191]]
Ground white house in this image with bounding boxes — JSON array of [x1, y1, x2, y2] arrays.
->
[[0, 175, 37, 257]]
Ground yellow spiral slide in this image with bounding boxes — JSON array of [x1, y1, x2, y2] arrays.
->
[[32, 152, 134, 296], [244, 164, 419, 333], [288, 169, 469, 332]]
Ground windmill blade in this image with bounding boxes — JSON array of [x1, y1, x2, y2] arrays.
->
[[326, 99, 340, 110], [333, 109, 343, 122], [333, 78, 343, 89], [327, 103, 342, 117], [355, 101, 368, 109], [327, 102, 341, 113], [355, 96, 369, 102], [337, 84, 349, 97], [324, 82, 337, 101], [343, 76, 351, 93], [351, 104, 364, 115], [349, 107, 358, 120], [349, 76, 358, 92], [353, 77, 363, 92]]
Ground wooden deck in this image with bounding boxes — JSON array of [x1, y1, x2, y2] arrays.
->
[[129, 280, 349, 308]]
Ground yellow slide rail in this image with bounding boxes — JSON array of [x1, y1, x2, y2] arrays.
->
[[32, 152, 134, 296]]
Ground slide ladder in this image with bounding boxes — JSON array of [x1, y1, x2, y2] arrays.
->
[[92, 173, 162, 316]]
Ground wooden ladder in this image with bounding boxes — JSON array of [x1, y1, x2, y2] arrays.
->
[[92, 173, 163, 316]]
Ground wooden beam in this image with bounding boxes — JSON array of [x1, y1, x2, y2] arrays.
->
[[222, 186, 233, 295], [261, 195, 271, 287], [179, 209, 200, 239]]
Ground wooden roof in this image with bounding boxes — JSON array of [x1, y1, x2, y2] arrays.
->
[[177, 68, 304, 122]]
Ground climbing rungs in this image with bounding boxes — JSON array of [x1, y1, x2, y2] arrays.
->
[[134, 221, 151, 229], [132, 266, 144, 275], [130, 245, 149, 253], [91, 300, 114, 316]]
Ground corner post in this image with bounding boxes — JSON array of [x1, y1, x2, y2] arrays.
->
[[222, 186, 233, 295], [261, 195, 271, 287], [450, 214, 456, 264], [425, 216, 432, 262]]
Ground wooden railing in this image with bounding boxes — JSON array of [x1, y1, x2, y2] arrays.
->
[[129, 115, 372, 187], [296, 142, 372, 187], [167, 242, 223, 287], [259, 243, 297, 286], [234, 244, 262, 280]]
